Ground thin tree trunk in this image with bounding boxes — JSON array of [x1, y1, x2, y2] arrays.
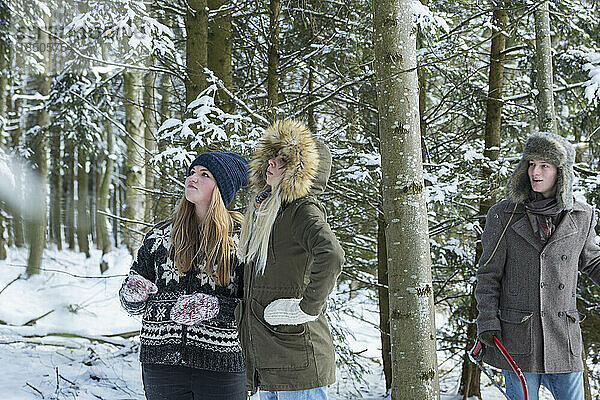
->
[[63, 138, 75, 249], [267, 0, 280, 121], [373, 0, 439, 398], [144, 65, 157, 224], [185, 0, 208, 105], [459, 3, 506, 398], [533, 1, 557, 134], [89, 159, 97, 247], [155, 73, 172, 222], [26, 23, 50, 276], [208, 0, 232, 110], [0, 28, 8, 258], [98, 121, 114, 273], [123, 69, 146, 252], [9, 94, 24, 248], [112, 175, 119, 247], [76, 148, 90, 257], [377, 209, 392, 392], [49, 126, 62, 250]]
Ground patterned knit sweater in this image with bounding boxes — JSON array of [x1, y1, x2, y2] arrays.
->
[[119, 220, 244, 372]]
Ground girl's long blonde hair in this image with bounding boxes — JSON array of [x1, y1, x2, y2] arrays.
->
[[238, 177, 283, 275], [171, 187, 243, 286]]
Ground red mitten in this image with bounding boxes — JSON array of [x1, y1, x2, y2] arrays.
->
[[170, 293, 220, 325], [121, 272, 158, 303]]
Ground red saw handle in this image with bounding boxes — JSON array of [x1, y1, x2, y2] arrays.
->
[[493, 336, 528, 400]]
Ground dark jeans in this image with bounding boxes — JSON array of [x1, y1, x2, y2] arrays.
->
[[142, 363, 247, 400]]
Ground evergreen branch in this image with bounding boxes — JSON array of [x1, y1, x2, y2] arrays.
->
[[38, 26, 181, 79]]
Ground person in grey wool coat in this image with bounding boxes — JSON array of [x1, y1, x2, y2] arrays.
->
[[475, 132, 600, 400]]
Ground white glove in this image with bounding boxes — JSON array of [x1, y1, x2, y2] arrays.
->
[[263, 298, 319, 326]]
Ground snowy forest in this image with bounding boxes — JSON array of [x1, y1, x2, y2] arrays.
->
[[0, 0, 600, 399]]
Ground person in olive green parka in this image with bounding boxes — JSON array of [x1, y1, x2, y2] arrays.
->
[[236, 120, 345, 398]]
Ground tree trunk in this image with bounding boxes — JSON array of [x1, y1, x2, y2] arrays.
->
[[373, 0, 439, 398], [123, 69, 146, 253], [9, 94, 24, 248], [76, 148, 90, 257], [49, 125, 62, 250], [26, 23, 50, 276], [377, 209, 392, 392], [112, 174, 119, 247], [63, 138, 75, 249], [88, 157, 97, 247], [267, 0, 280, 120], [98, 122, 114, 273], [156, 73, 172, 222], [185, 0, 208, 105], [533, 1, 557, 134], [208, 0, 232, 110], [459, 3, 506, 398], [0, 32, 8, 258], [144, 66, 157, 225], [417, 0, 428, 164]]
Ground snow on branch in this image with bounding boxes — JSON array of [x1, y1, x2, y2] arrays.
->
[[412, 0, 449, 34], [582, 52, 600, 106], [154, 81, 255, 170]]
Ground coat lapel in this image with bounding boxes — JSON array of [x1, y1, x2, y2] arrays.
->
[[546, 212, 578, 247], [511, 214, 544, 252]]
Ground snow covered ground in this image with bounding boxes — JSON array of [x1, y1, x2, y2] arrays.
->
[[0, 246, 554, 399]]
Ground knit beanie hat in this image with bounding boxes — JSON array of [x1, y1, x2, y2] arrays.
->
[[506, 132, 575, 211], [188, 152, 250, 206]]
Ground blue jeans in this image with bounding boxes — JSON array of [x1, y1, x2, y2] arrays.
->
[[259, 386, 328, 400], [502, 370, 583, 400], [142, 363, 247, 400]]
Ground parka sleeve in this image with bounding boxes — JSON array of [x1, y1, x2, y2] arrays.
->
[[579, 208, 600, 286], [119, 230, 156, 315], [291, 202, 345, 317], [475, 204, 508, 335]]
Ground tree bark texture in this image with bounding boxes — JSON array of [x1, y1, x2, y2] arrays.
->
[[49, 125, 62, 250], [185, 0, 208, 106], [377, 209, 392, 392], [76, 148, 90, 257], [267, 0, 280, 121], [98, 119, 114, 273], [63, 138, 75, 249], [26, 24, 50, 276], [123, 69, 146, 252], [144, 67, 157, 225], [373, 0, 439, 398], [208, 0, 232, 110], [533, 1, 557, 134], [9, 95, 25, 248], [459, 3, 506, 398]]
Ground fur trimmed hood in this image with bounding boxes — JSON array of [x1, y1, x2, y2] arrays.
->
[[249, 120, 331, 203], [506, 132, 575, 210]]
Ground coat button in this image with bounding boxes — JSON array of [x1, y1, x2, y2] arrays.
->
[[559, 283, 565, 290], [558, 312, 564, 317], [541, 311, 546, 317], [562, 255, 568, 260], [541, 253, 546, 259], [540, 282, 545, 288]]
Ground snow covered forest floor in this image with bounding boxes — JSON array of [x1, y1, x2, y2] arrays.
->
[[0, 246, 554, 400]]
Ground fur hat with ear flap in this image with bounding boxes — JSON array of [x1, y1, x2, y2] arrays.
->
[[506, 132, 575, 211]]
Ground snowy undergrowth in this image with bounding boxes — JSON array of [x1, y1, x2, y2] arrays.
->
[[0, 246, 554, 399]]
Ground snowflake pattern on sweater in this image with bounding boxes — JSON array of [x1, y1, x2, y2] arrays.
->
[[119, 220, 244, 373]]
